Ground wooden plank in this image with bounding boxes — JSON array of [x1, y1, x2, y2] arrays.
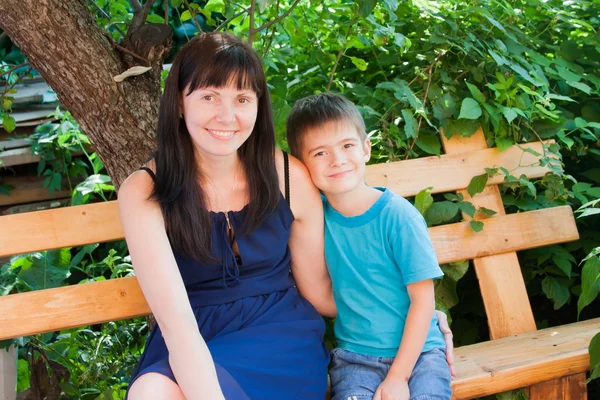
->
[[0, 277, 150, 341], [452, 317, 600, 399], [441, 130, 586, 399], [0, 138, 30, 151], [0, 345, 16, 400], [0, 206, 580, 339], [0, 175, 72, 207], [442, 130, 538, 338], [529, 373, 588, 400], [0, 147, 40, 167], [0, 201, 123, 257], [0, 197, 579, 261], [365, 141, 553, 197], [429, 206, 579, 265]]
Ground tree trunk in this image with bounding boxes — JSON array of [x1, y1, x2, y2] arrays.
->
[[0, 0, 171, 186]]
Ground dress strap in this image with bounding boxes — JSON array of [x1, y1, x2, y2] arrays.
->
[[283, 151, 290, 207], [139, 166, 157, 182]]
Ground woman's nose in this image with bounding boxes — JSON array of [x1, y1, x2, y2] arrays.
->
[[215, 103, 235, 123]]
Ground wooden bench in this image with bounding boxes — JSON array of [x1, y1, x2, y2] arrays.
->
[[1, 130, 598, 399]]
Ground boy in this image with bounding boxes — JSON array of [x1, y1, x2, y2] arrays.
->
[[286, 93, 452, 400]]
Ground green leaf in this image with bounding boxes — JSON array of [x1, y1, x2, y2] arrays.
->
[[401, 109, 418, 139], [458, 98, 482, 120], [146, 14, 165, 24], [180, 10, 192, 21], [496, 137, 513, 151], [470, 220, 484, 232], [358, 0, 377, 17], [556, 66, 581, 82], [1, 115, 16, 132], [425, 201, 460, 225], [577, 256, 600, 318], [17, 359, 30, 391], [479, 207, 497, 216], [459, 201, 476, 218], [465, 82, 485, 103], [450, 120, 480, 138], [433, 94, 457, 122], [349, 56, 367, 71], [588, 333, 600, 383], [566, 81, 591, 94], [467, 173, 488, 197], [415, 133, 441, 155], [17, 250, 71, 291], [502, 107, 518, 124], [542, 276, 570, 310], [415, 187, 434, 217]]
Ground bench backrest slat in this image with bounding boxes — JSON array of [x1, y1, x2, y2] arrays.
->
[[0, 205, 578, 340], [442, 131, 538, 338]]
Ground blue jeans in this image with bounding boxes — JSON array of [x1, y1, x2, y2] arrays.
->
[[329, 347, 452, 400]]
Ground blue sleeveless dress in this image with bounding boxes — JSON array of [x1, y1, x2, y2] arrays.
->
[[127, 191, 330, 399]]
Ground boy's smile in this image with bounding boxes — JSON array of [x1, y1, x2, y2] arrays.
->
[[300, 119, 371, 197]]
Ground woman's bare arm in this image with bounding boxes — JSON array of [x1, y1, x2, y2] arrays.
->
[[118, 170, 225, 399], [277, 151, 336, 317]]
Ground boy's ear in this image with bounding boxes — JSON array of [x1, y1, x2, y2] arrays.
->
[[363, 138, 372, 163]]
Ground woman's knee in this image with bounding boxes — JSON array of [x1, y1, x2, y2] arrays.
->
[[128, 372, 185, 400]]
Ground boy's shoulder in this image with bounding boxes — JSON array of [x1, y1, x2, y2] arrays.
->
[[380, 188, 422, 225]]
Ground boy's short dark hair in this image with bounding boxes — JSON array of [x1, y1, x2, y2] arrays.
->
[[286, 93, 367, 158]]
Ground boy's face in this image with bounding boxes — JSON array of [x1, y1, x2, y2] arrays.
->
[[299, 119, 371, 197]]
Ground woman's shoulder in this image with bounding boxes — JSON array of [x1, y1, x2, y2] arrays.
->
[[118, 161, 156, 206], [274, 148, 311, 184]]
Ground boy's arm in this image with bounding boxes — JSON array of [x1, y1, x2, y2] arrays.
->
[[388, 279, 435, 381], [374, 279, 434, 400]]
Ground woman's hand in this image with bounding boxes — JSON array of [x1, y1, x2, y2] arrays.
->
[[435, 310, 456, 378]]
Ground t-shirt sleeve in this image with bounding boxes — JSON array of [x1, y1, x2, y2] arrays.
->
[[391, 211, 443, 285]]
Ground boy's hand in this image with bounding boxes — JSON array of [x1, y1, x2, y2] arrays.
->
[[373, 377, 409, 400], [435, 310, 456, 378]]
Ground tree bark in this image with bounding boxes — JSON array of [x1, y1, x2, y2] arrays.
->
[[0, 0, 171, 186]]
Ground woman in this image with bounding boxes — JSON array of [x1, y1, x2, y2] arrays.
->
[[119, 32, 333, 399], [119, 32, 454, 399]]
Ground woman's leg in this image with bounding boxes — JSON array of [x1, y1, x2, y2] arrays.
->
[[128, 372, 186, 400]]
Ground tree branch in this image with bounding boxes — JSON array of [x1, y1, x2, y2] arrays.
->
[[182, 0, 203, 34], [89, 0, 126, 37], [130, 0, 142, 12], [164, 0, 169, 25], [128, 0, 155, 35], [1, 62, 30, 80], [248, 0, 256, 43], [405, 52, 445, 160], [326, 24, 353, 92], [216, 9, 248, 32], [254, 0, 302, 34], [2, 66, 32, 97]]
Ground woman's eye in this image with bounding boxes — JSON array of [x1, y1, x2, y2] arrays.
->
[[238, 98, 250, 104], [202, 95, 214, 101]]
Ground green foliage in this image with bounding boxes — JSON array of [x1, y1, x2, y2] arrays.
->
[[2, 0, 599, 396], [589, 332, 600, 383]]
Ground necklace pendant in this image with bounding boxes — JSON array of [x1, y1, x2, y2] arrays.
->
[[225, 211, 232, 231]]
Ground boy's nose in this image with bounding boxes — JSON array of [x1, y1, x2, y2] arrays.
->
[[330, 151, 347, 167]]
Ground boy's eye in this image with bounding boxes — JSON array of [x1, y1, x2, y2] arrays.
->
[[314, 151, 325, 157], [343, 143, 354, 149]]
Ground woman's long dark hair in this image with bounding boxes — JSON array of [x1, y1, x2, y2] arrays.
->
[[151, 32, 280, 262]]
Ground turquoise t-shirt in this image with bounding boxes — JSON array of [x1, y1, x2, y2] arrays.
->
[[323, 187, 446, 357]]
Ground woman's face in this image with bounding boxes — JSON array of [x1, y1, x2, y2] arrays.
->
[[181, 83, 258, 159]]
